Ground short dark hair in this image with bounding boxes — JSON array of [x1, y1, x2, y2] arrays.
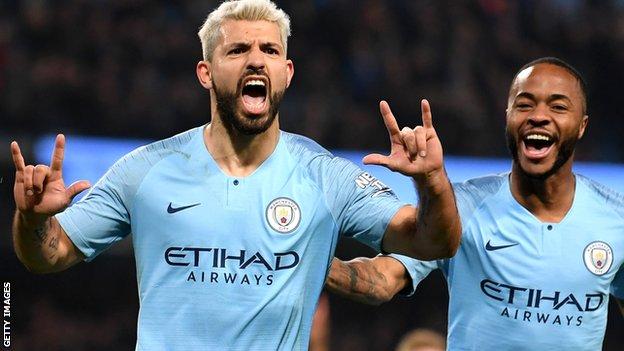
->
[[510, 57, 588, 114]]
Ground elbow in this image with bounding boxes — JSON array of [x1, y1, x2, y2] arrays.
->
[[412, 239, 458, 260], [17, 256, 58, 275], [372, 291, 395, 305]]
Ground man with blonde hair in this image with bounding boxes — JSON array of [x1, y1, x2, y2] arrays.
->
[[11, 0, 461, 349]]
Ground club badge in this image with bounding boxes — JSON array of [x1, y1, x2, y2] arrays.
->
[[266, 197, 301, 233], [583, 241, 613, 276]]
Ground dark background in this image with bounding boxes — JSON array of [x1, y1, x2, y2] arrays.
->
[[1, 0, 623, 350]]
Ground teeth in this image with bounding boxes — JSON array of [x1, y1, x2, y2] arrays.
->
[[245, 79, 265, 87], [525, 134, 551, 141]]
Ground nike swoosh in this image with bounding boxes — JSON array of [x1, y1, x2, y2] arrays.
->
[[167, 202, 201, 214], [485, 240, 519, 251]]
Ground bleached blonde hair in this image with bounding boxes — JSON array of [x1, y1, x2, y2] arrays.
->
[[198, 0, 291, 61]]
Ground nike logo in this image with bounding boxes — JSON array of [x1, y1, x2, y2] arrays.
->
[[167, 202, 201, 214], [485, 240, 519, 251]]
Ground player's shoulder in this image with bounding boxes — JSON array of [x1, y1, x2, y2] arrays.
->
[[280, 131, 333, 161], [577, 174, 624, 220], [280, 130, 363, 182], [108, 126, 201, 179], [452, 173, 507, 198]]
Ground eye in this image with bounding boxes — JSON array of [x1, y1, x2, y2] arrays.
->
[[551, 104, 568, 112], [264, 47, 279, 55], [228, 47, 245, 55], [515, 103, 532, 111]]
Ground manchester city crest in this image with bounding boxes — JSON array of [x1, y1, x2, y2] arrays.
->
[[266, 197, 301, 233], [583, 241, 613, 276]]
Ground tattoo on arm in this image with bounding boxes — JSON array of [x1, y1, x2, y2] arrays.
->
[[348, 264, 358, 293], [32, 219, 51, 247], [31, 218, 59, 258]]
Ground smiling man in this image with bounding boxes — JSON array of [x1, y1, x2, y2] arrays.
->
[[328, 57, 624, 350], [10, 0, 461, 349]]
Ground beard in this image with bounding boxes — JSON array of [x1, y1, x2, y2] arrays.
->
[[505, 129, 577, 180], [212, 78, 285, 136]]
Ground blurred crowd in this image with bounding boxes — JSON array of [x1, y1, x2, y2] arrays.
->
[[2, 1, 624, 350], [2, 0, 624, 160]]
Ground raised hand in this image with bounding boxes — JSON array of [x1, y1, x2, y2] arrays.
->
[[363, 99, 443, 180], [11, 134, 91, 218]]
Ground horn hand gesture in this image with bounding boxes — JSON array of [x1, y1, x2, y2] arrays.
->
[[11, 134, 91, 219], [363, 99, 444, 180]]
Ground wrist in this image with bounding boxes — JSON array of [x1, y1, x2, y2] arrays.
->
[[413, 167, 449, 195], [16, 210, 49, 228]]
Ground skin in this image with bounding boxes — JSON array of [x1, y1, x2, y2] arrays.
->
[[11, 19, 460, 274], [195, 19, 293, 177], [506, 63, 588, 222], [11, 135, 87, 273], [327, 63, 624, 315]]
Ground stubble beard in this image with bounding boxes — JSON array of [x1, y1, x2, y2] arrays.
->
[[212, 79, 285, 136], [505, 129, 577, 181]]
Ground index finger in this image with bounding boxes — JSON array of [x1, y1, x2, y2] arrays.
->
[[380, 100, 401, 140], [421, 99, 434, 129], [10, 141, 25, 172], [50, 134, 65, 174]]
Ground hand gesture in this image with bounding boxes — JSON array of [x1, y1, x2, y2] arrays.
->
[[11, 134, 91, 218], [363, 100, 443, 179]]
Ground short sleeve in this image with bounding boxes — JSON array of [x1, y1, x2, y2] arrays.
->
[[311, 156, 405, 251], [388, 253, 445, 296], [610, 265, 624, 299], [56, 146, 162, 261]]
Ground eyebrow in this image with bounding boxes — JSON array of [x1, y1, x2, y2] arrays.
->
[[225, 41, 282, 49], [515, 92, 574, 104]]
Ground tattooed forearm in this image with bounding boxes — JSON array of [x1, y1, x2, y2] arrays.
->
[[327, 258, 393, 305], [32, 218, 52, 247], [347, 264, 358, 293], [12, 211, 72, 273]]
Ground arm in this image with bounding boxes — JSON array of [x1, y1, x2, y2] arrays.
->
[[11, 135, 90, 273], [365, 100, 461, 260], [326, 256, 410, 305]]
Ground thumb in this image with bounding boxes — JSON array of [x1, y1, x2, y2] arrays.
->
[[66, 180, 91, 200], [362, 153, 390, 166]]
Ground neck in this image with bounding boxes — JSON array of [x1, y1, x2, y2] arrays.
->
[[204, 114, 280, 177], [509, 161, 576, 222]]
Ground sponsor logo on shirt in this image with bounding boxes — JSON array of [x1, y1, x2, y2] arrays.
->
[[354, 172, 395, 198], [164, 247, 300, 286], [266, 197, 301, 233], [583, 241, 613, 276], [480, 278, 605, 327]]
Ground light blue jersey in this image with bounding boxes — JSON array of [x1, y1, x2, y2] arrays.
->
[[56, 125, 402, 350], [392, 173, 624, 350]]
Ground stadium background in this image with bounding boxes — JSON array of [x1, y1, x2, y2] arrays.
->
[[1, 0, 624, 349]]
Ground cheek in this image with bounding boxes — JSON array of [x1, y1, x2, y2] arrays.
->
[[270, 64, 290, 87]]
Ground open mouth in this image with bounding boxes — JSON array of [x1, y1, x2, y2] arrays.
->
[[522, 133, 555, 159], [241, 78, 268, 115]]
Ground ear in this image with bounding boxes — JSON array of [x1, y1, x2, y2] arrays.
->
[[285, 59, 294, 88], [196, 60, 212, 90], [578, 115, 589, 139]]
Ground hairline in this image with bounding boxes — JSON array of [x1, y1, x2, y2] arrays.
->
[[508, 61, 587, 115]]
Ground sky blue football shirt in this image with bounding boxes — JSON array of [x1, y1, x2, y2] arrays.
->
[[56, 125, 403, 350], [392, 173, 624, 351]]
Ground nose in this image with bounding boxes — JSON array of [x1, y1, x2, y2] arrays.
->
[[246, 46, 266, 72], [528, 104, 550, 126]]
